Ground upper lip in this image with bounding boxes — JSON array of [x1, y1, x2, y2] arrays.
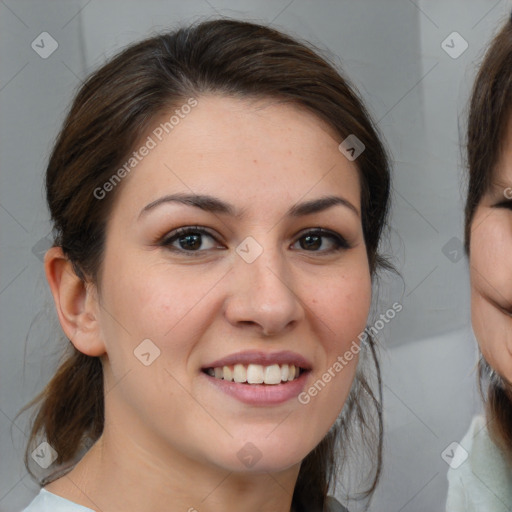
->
[[202, 350, 312, 370]]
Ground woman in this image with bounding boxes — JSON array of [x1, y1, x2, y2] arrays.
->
[[18, 18, 392, 512], [446, 11, 512, 511]]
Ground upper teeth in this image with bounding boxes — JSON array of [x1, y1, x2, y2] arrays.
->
[[206, 363, 300, 385]]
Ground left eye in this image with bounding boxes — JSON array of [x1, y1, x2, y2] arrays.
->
[[160, 226, 349, 255], [293, 229, 350, 252], [494, 199, 512, 210]]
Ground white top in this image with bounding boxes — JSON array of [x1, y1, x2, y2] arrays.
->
[[21, 488, 94, 511], [446, 414, 512, 511], [21, 487, 348, 511]]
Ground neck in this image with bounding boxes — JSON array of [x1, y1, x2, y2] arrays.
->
[[45, 421, 301, 512]]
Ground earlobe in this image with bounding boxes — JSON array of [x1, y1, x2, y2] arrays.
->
[[44, 246, 106, 357]]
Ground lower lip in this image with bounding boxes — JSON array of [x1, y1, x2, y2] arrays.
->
[[202, 370, 310, 405]]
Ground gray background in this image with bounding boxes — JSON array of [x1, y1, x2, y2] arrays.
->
[[1, 0, 507, 510]]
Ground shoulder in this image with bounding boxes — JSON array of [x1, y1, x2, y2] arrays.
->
[[22, 488, 348, 512], [21, 488, 95, 512], [454, 414, 509, 476], [445, 414, 512, 511]]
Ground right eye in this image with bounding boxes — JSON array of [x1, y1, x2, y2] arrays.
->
[[160, 226, 225, 256]]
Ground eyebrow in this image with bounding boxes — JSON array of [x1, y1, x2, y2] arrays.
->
[[138, 193, 360, 220]]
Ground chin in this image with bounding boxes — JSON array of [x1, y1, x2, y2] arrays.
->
[[206, 437, 314, 474]]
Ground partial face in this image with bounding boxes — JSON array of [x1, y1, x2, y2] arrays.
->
[[470, 115, 512, 381], [93, 94, 371, 473]]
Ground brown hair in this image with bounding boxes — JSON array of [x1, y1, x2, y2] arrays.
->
[[465, 14, 512, 462], [17, 18, 392, 510]]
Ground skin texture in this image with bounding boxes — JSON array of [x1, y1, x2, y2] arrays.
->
[[43, 94, 372, 512], [470, 115, 512, 382]]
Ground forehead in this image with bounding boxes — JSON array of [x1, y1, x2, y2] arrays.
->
[[111, 94, 362, 221], [490, 115, 512, 187], [474, 115, 512, 206], [155, 94, 344, 162]]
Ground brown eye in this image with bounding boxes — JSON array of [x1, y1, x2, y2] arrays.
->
[[161, 226, 222, 255], [293, 229, 351, 253], [494, 199, 512, 210], [160, 226, 350, 256]]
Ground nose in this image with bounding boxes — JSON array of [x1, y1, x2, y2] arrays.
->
[[224, 239, 305, 337]]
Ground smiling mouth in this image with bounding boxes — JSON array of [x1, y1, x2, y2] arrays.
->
[[202, 363, 306, 385]]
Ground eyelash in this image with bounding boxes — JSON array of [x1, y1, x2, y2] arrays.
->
[[494, 200, 512, 209], [159, 225, 351, 256]]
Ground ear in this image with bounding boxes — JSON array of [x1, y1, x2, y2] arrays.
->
[[44, 246, 106, 357]]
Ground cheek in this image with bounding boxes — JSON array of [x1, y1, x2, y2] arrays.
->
[[307, 262, 371, 401], [320, 263, 372, 340], [471, 214, 512, 305], [471, 289, 512, 381], [470, 219, 512, 380], [98, 262, 211, 427], [97, 257, 207, 377], [103, 259, 211, 333]]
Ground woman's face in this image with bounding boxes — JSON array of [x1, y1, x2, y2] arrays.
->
[[470, 115, 512, 381], [92, 94, 371, 473]]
